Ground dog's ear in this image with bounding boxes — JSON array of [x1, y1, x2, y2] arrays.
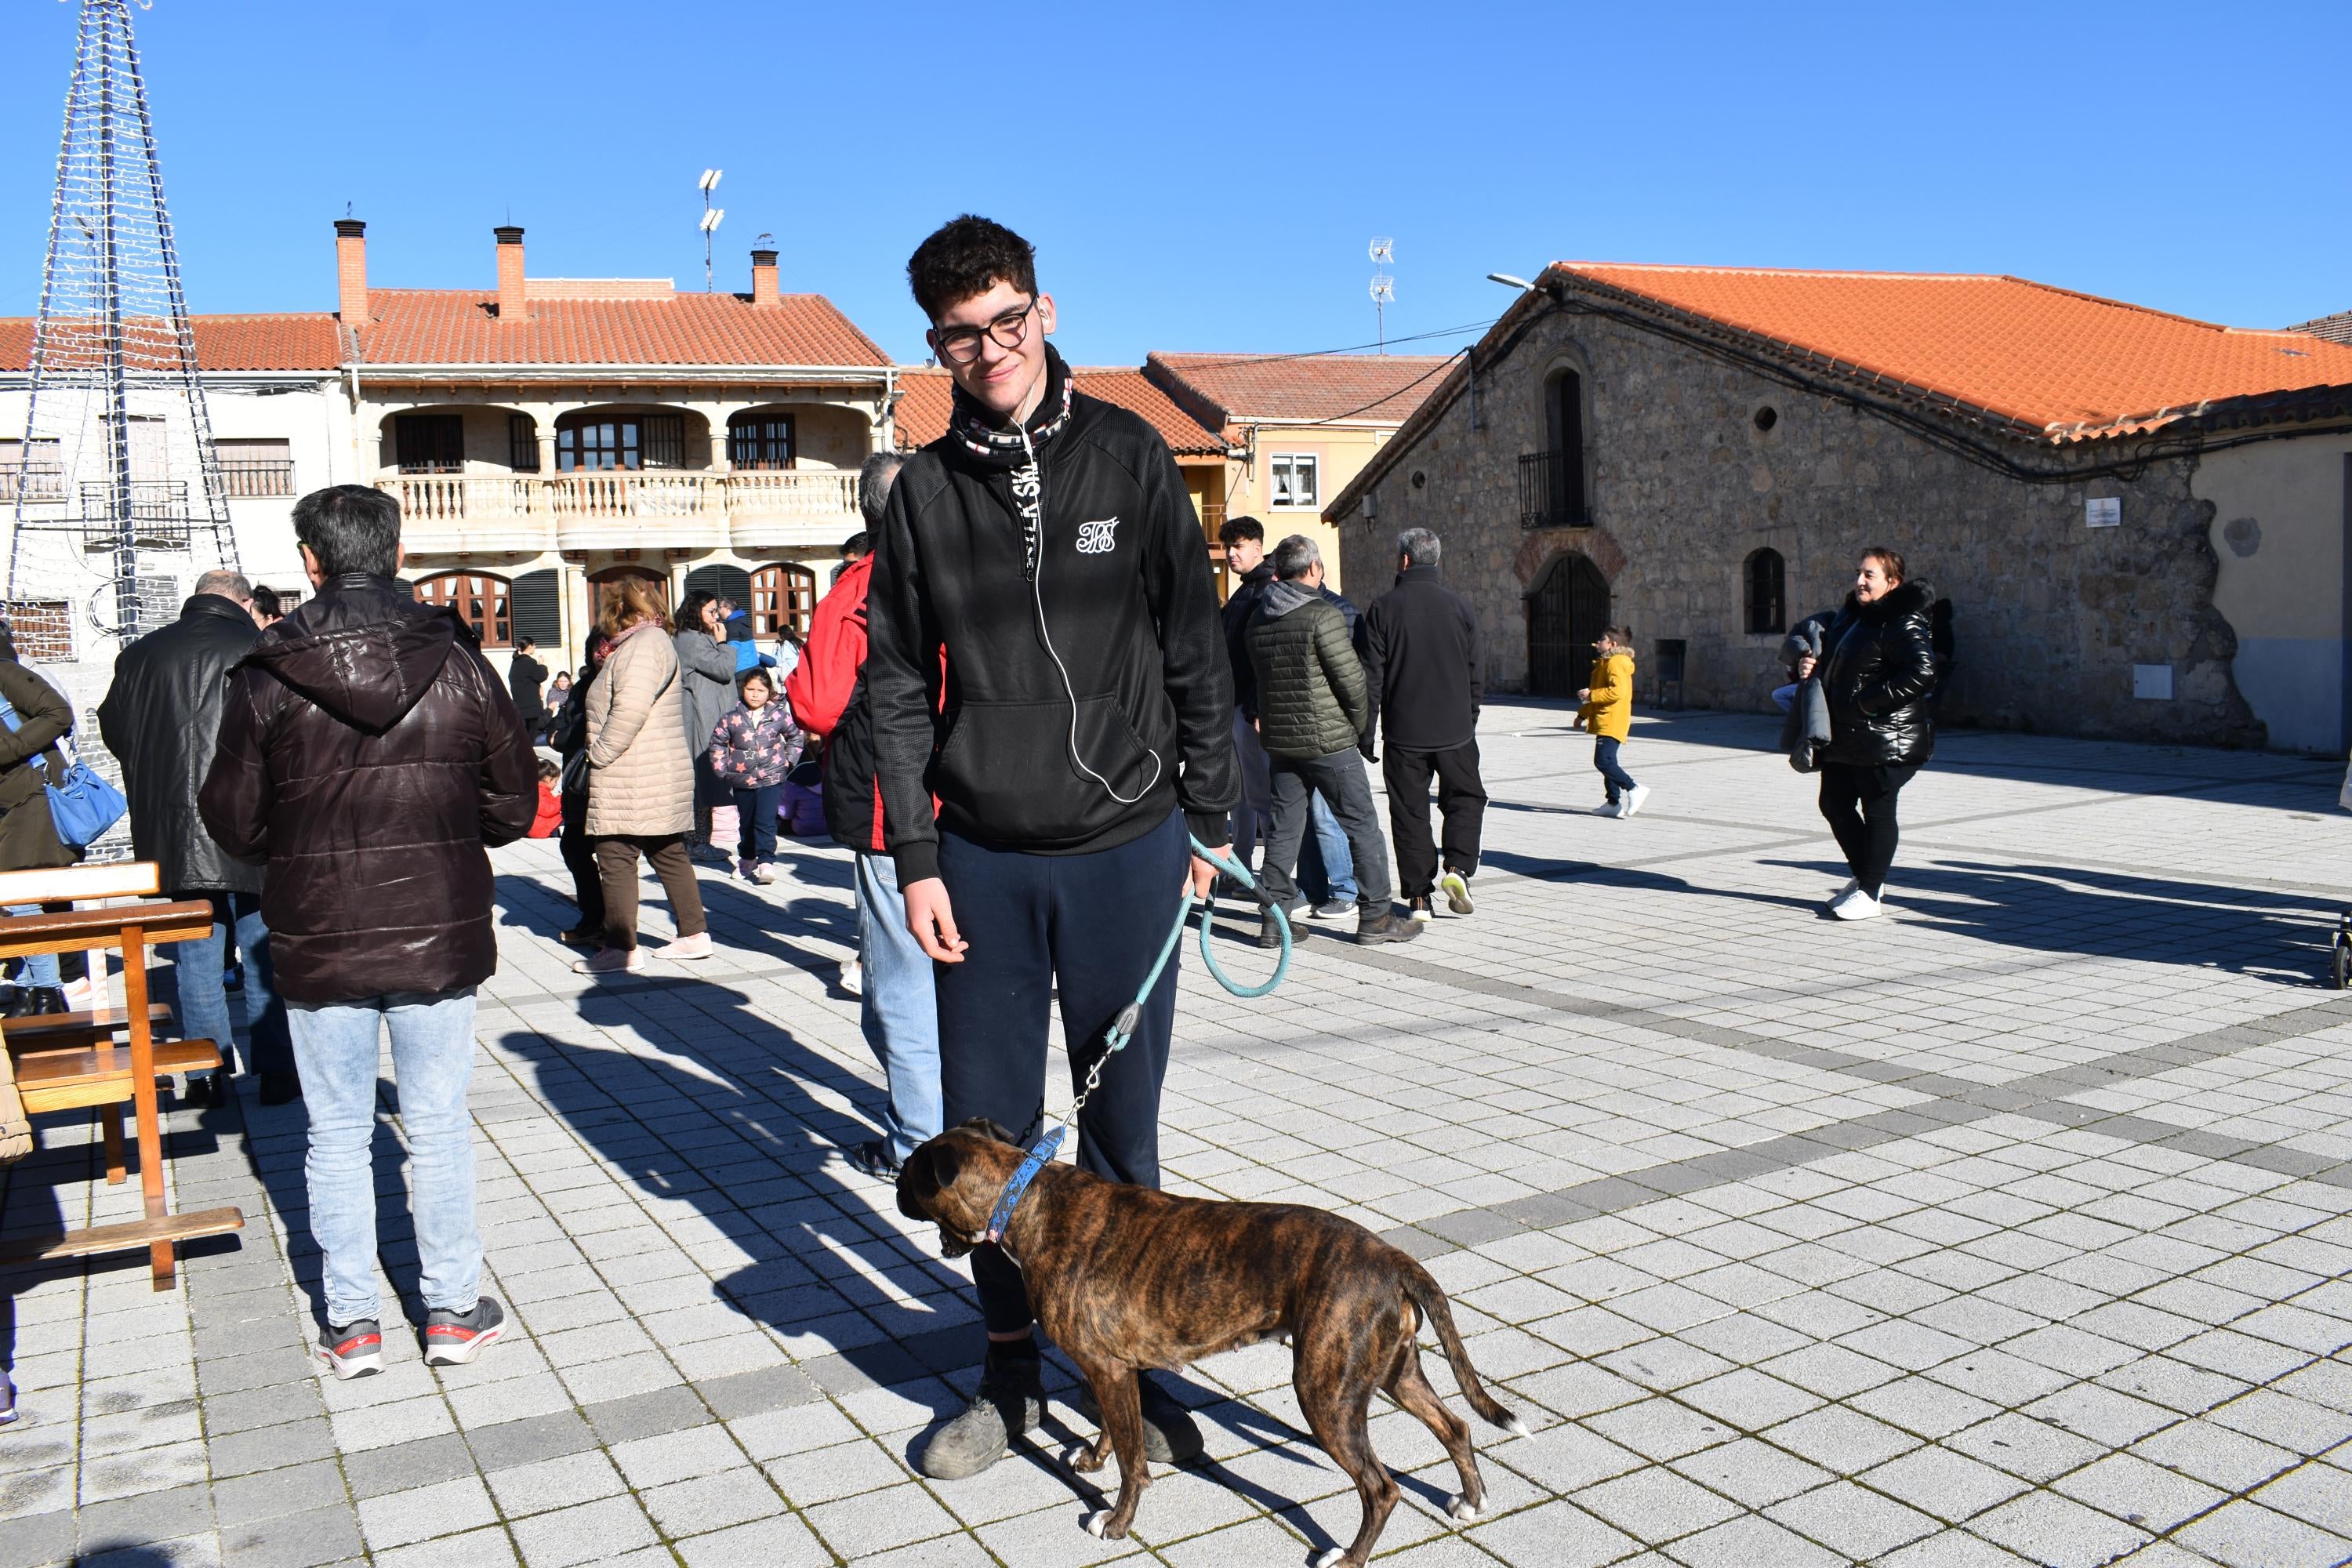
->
[[956, 1116, 1021, 1146], [895, 1139, 964, 1223]]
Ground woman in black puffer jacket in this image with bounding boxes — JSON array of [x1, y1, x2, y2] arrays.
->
[[1795, 548, 1939, 921]]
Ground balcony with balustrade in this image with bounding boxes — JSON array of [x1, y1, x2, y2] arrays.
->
[[380, 468, 862, 554]]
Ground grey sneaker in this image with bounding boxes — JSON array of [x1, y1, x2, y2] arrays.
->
[[918, 1355, 1044, 1480], [1310, 898, 1353, 920], [423, 1298, 504, 1367], [1076, 1372, 1205, 1465], [1439, 869, 1475, 916]]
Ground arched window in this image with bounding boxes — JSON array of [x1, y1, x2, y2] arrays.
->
[[1744, 548, 1786, 635], [1520, 368, 1588, 528], [750, 564, 817, 637], [416, 572, 512, 647]]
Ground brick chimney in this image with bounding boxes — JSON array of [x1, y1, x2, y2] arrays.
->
[[495, 225, 527, 322], [750, 244, 781, 309], [334, 218, 368, 323]]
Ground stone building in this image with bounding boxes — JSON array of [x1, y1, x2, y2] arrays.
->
[[1327, 264, 2352, 753]]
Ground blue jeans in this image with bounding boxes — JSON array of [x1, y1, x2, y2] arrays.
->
[[289, 988, 481, 1327], [1297, 792, 1359, 905], [1595, 736, 1638, 803], [855, 853, 942, 1164], [172, 891, 292, 1080], [5, 906, 57, 989], [731, 783, 783, 864]]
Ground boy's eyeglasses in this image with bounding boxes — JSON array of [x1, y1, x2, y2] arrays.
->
[[933, 299, 1036, 365]]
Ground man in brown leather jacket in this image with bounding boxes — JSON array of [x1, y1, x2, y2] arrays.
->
[[201, 485, 535, 1378]]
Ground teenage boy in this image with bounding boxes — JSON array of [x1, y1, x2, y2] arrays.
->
[[865, 215, 1237, 1481], [1574, 625, 1648, 817], [1218, 515, 1275, 875]]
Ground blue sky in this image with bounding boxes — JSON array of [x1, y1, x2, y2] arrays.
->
[[3, 2, 2347, 365]]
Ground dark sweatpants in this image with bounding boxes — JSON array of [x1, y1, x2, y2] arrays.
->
[[1382, 739, 1487, 898], [1817, 760, 1918, 898], [935, 808, 1189, 1336]]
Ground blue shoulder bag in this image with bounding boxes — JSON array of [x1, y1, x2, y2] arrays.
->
[[0, 690, 129, 850]]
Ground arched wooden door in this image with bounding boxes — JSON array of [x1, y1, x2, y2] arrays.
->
[[1526, 553, 1610, 697], [586, 564, 666, 635]]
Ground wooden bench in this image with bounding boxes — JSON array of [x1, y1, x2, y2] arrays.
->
[[0, 863, 244, 1290]]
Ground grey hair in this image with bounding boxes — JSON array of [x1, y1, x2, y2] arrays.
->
[[1397, 527, 1442, 567], [858, 451, 906, 528], [1270, 534, 1321, 581], [193, 569, 253, 603]]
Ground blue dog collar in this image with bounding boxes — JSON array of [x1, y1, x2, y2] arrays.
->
[[984, 1125, 1065, 1244]]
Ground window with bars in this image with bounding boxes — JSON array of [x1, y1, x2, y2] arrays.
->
[[1269, 453, 1319, 509], [727, 412, 797, 470], [415, 572, 512, 647], [395, 413, 466, 474], [509, 414, 539, 472], [215, 438, 294, 497], [0, 439, 64, 502], [1743, 547, 1786, 635]]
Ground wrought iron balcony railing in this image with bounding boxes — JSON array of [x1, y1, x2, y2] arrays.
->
[[1517, 449, 1588, 530]]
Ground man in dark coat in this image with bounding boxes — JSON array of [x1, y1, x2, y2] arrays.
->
[[201, 485, 536, 1379], [1243, 535, 1417, 947], [1359, 526, 1488, 922], [1218, 514, 1276, 873], [100, 570, 295, 1103], [506, 637, 549, 735]]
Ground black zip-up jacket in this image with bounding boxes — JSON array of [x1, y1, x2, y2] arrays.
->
[[1817, 579, 1940, 768], [1221, 558, 1276, 714], [98, 593, 264, 895], [1360, 564, 1483, 751], [864, 351, 1238, 885]]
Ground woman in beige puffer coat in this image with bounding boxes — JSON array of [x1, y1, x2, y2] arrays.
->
[[576, 580, 710, 975]]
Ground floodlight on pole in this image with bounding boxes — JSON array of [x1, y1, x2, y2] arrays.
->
[[698, 169, 725, 291], [1486, 272, 1537, 292], [1369, 237, 1395, 354]]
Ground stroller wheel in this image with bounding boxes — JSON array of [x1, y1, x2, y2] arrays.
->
[[2333, 941, 2350, 992]]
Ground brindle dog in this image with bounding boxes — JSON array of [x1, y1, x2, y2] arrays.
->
[[898, 1120, 1527, 1568]]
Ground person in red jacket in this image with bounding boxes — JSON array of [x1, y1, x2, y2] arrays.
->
[[786, 452, 939, 1182], [528, 759, 563, 839]]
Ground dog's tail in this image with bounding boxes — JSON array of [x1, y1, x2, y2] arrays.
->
[[1401, 1261, 1528, 1436]]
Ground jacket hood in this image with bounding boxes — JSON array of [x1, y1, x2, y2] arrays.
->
[[181, 592, 261, 632], [1846, 579, 1933, 626], [244, 574, 458, 734], [1261, 579, 1319, 618]]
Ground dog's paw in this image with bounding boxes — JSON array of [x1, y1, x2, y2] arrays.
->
[[1060, 1441, 1101, 1473], [1446, 1494, 1483, 1523], [1501, 1414, 1530, 1437], [1080, 1511, 1111, 1540], [1310, 1549, 1352, 1568]]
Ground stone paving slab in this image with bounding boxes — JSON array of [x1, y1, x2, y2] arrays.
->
[[5, 705, 2351, 1566]]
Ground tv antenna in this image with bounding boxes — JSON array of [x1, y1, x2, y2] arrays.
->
[[1369, 237, 1395, 354], [698, 169, 724, 292]]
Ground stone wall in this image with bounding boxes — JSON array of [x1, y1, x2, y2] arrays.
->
[[1335, 307, 2264, 748]]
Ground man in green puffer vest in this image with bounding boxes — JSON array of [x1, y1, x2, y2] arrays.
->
[[1245, 535, 1421, 949]]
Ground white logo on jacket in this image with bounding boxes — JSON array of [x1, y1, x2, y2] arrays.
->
[[1075, 517, 1120, 554]]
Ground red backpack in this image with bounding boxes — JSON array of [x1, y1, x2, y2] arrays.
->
[[786, 556, 870, 742]]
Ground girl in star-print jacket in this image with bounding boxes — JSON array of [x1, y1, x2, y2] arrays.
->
[[707, 667, 803, 881]]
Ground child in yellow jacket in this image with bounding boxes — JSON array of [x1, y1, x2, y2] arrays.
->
[[1573, 626, 1648, 817]]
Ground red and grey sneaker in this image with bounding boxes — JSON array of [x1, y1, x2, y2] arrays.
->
[[423, 1298, 504, 1367], [319, 1319, 384, 1380]]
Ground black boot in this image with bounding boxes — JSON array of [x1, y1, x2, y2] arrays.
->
[[18, 986, 68, 1017]]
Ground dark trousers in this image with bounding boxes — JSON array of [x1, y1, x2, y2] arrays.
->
[[1594, 736, 1637, 802], [731, 784, 783, 863], [593, 834, 708, 950], [1382, 739, 1487, 898], [1258, 750, 1393, 913], [1817, 761, 1918, 898], [935, 809, 1189, 1336], [559, 789, 602, 931]]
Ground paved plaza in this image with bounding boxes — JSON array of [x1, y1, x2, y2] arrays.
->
[[5, 702, 2352, 1568]]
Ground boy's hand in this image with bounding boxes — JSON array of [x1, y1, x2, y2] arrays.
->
[[903, 877, 967, 963], [1571, 713, 1586, 731], [1577, 687, 1590, 701], [1189, 844, 1229, 902]]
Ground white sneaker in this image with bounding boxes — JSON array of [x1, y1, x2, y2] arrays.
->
[[1621, 785, 1651, 819], [1829, 887, 1882, 921], [1830, 877, 1859, 904]]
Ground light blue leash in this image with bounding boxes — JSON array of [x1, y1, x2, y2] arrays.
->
[[993, 836, 1292, 1221]]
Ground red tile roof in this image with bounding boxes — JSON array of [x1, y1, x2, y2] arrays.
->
[[1145, 352, 1454, 426], [354, 289, 888, 369], [892, 366, 1229, 457], [0, 313, 344, 372], [1553, 263, 2352, 438]]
